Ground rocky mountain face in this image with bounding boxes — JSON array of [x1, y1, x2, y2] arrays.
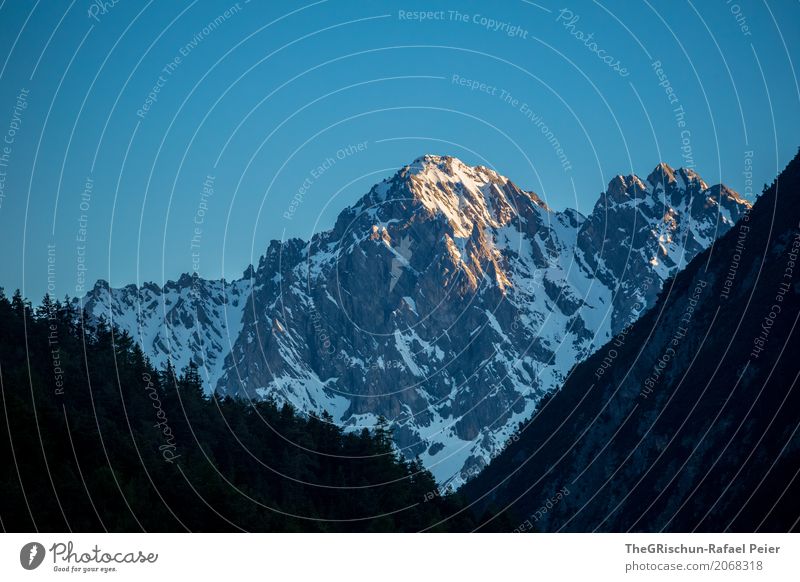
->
[[78, 275, 253, 389], [78, 155, 750, 484], [461, 152, 800, 532]]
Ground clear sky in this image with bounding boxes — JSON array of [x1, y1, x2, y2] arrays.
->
[[0, 0, 798, 300]]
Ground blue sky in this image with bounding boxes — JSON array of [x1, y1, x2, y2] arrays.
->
[[0, 0, 798, 300]]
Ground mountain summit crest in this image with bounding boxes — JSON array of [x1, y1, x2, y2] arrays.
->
[[77, 155, 752, 485]]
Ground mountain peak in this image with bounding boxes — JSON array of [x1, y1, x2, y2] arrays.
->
[[643, 162, 710, 191], [402, 154, 502, 182], [606, 173, 649, 202], [408, 153, 459, 170], [646, 161, 677, 187], [397, 155, 540, 237], [347, 154, 542, 239]]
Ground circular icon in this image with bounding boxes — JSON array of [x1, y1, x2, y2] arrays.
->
[[19, 542, 46, 570]]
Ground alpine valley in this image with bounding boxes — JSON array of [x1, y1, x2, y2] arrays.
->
[[77, 155, 750, 485]]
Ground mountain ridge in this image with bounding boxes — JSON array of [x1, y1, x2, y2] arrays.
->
[[77, 155, 751, 485]]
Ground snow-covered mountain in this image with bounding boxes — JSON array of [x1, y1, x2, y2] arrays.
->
[[78, 155, 750, 485]]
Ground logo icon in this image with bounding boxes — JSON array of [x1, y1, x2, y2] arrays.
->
[[20, 542, 45, 570]]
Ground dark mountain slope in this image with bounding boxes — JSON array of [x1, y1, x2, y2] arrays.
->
[[461, 151, 800, 532]]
